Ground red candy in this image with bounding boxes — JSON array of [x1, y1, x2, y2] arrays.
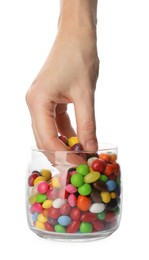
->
[[105, 212, 115, 222], [45, 222, 54, 232], [81, 212, 97, 222], [48, 207, 60, 219], [92, 159, 106, 173], [60, 203, 71, 215], [70, 208, 81, 220], [104, 164, 113, 176], [92, 220, 104, 231], [28, 172, 39, 186], [66, 220, 80, 233], [33, 202, 43, 213]]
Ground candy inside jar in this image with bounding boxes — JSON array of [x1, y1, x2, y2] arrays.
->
[[26, 138, 122, 241]]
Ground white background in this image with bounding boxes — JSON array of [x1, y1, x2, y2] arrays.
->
[[0, 0, 149, 259]]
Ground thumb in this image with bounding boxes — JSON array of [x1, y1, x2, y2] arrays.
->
[[74, 89, 98, 152]]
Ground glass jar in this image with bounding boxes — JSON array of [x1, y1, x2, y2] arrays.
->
[[26, 144, 122, 241]]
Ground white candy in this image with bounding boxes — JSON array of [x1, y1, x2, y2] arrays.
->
[[87, 157, 98, 167], [89, 203, 105, 213], [52, 198, 67, 208]]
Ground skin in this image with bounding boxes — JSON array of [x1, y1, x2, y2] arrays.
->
[[26, 0, 99, 152]]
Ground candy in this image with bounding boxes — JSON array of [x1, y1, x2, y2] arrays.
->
[[45, 222, 54, 232], [36, 194, 47, 203], [92, 220, 104, 231], [58, 216, 71, 226], [93, 180, 107, 191], [38, 213, 47, 223], [52, 176, 61, 188], [76, 164, 89, 176], [27, 148, 121, 236], [35, 220, 45, 230], [71, 143, 83, 151], [106, 180, 117, 192], [58, 135, 67, 145], [89, 203, 105, 213], [52, 198, 67, 208], [65, 184, 77, 193], [77, 195, 91, 212], [42, 199, 53, 209], [80, 222, 93, 233], [81, 212, 97, 222], [97, 211, 106, 221], [99, 153, 111, 163], [70, 208, 81, 220], [40, 169, 52, 181], [71, 173, 84, 188], [68, 137, 79, 147], [78, 183, 92, 196], [48, 207, 60, 219], [60, 203, 71, 215], [68, 194, 77, 207], [37, 181, 49, 194], [101, 191, 111, 203], [66, 220, 80, 233], [33, 202, 43, 213], [84, 171, 100, 183], [104, 164, 113, 176], [34, 176, 46, 186], [28, 172, 39, 186], [91, 159, 106, 172], [54, 224, 66, 233], [87, 157, 98, 166]]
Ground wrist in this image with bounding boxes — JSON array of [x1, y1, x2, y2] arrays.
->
[[58, 0, 97, 36]]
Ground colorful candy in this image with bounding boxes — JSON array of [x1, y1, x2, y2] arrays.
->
[[27, 140, 121, 237]]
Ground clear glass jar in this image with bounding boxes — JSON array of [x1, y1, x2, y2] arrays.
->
[[26, 144, 122, 241]]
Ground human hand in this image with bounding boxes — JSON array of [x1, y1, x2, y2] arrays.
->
[[26, 0, 99, 152]]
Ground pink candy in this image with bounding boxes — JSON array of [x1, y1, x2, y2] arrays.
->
[[68, 194, 77, 207], [33, 202, 43, 213], [65, 184, 77, 193], [37, 181, 49, 194]]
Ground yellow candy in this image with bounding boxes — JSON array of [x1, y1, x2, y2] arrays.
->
[[84, 171, 100, 183], [35, 220, 45, 230], [52, 176, 61, 188], [38, 214, 47, 223], [28, 195, 36, 205], [68, 137, 79, 147], [111, 192, 117, 199], [101, 191, 111, 203], [33, 176, 46, 186], [42, 199, 53, 209], [40, 169, 52, 181]]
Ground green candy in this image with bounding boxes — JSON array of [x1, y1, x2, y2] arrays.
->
[[78, 183, 92, 196], [71, 173, 84, 187], [116, 177, 120, 186], [80, 222, 93, 233], [54, 224, 66, 233], [36, 193, 47, 203], [76, 164, 89, 176], [84, 171, 100, 183], [100, 174, 108, 182], [113, 206, 120, 215], [97, 211, 106, 221]]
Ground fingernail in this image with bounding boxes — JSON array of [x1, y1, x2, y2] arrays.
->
[[85, 140, 98, 152]]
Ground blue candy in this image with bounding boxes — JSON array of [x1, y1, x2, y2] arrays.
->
[[57, 216, 71, 226], [32, 212, 39, 222], [106, 180, 117, 192]]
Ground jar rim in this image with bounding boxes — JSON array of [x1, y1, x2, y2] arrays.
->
[[31, 143, 118, 153]]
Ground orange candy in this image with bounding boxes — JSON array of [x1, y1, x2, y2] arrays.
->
[[112, 162, 120, 176], [99, 153, 111, 163], [77, 195, 91, 212], [104, 164, 113, 176], [110, 153, 117, 162]]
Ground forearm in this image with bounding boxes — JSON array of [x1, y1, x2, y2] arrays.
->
[[59, 0, 98, 34]]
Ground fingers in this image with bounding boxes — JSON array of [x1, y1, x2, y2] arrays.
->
[[56, 104, 76, 138], [74, 87, 98, 152], [30, 101, 68, 151]]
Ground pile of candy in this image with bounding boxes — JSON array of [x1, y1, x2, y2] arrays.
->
[[27, 137, 121, 234]]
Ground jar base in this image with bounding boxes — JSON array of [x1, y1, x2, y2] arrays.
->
[[30, 226, 118, 242]]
